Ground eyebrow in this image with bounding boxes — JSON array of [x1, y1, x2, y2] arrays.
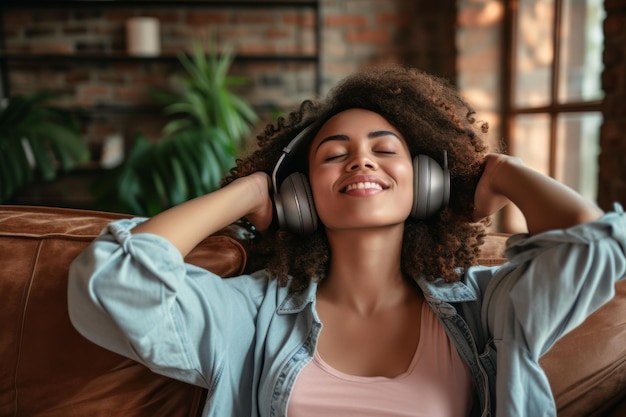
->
[[314, 130, 401, 151]]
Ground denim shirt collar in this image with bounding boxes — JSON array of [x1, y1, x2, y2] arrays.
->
[[415, 275, 478, 303], [276, 275, 477, 315], [276, 280, 318, 314]]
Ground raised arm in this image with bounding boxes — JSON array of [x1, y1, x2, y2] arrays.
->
[[132, 171, 273, 256], [68, 171, 274, 388], [472, 153, 604, 234]]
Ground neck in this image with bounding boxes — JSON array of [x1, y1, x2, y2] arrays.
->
[[319, 225, 414, 314]]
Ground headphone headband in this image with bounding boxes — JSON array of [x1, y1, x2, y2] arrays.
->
[[271, 124, 315, 194]]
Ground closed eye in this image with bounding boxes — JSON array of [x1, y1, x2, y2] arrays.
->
[[324, 154, 346, 161], [325, 150, 395, 161]]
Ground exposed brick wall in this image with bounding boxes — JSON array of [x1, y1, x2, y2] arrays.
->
[[1, 0, 456, 162], [599, 0, 626, 210]]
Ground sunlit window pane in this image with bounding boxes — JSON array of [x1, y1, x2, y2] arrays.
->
[[511, 113, 551, 175], [555, 112, 601, 201], [514, 0, 554, 107], [558, 0, 605, 103]]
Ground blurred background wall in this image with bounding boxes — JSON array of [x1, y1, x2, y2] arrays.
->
[[1, 0, 624, 231]]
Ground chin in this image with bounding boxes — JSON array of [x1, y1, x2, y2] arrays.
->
[[325, 217, 409, 231]]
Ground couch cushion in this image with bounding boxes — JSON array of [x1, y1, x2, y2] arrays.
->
[[0, 205, 246, 417], [540, 280, 626, 416]]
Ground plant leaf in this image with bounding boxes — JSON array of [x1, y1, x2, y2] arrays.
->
[[0, 92, 86, 203], [94, 37, 258, 214]]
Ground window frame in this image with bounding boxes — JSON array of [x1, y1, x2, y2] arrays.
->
[[500, 0, 603, 231]]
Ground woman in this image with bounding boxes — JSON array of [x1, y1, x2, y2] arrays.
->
[[68, 66, 626, 417]]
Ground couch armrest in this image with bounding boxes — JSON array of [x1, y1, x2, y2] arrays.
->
[[0, 205, 246, 417]]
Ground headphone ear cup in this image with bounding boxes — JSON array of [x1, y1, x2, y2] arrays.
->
[[275, 172, 318, 235], [411, 154, 450, 219]]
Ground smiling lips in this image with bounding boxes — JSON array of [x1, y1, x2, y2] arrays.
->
[[344, 181, 383, 192], [341, 177, 389, 196]]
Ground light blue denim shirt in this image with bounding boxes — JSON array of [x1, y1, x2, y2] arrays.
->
[[68, 206, 626, 417]]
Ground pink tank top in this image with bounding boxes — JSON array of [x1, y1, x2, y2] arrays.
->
[[287, 302, 474, 417]]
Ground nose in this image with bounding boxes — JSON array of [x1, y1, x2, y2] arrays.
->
[[346, 151, 376, 171]]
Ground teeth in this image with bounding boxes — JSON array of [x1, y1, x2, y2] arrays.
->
[[345, 182, 383, 191]]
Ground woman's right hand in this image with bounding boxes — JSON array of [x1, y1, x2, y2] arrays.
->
[[241, 171, 274, 234], [132, 171, 275, 256]]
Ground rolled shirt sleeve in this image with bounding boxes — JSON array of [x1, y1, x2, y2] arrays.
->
[[68, 218, 267, 389], [480, 204, 626, 417], [488, 205, 626, 356]]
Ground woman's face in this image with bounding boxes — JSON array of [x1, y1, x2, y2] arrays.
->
[[308, 108, 414, 231]]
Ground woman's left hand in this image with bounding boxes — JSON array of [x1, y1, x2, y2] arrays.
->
[[471, 152, 603, 233], [472, 153, 514, 221]]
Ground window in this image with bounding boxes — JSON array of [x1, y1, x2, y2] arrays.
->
[[504, 0, 605, 231]]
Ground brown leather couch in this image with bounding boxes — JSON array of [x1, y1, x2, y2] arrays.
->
[[1, 205, 625, 417]]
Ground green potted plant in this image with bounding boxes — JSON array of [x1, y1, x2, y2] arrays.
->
[[0, 92, 89, 203], [94, 40, 258, 216]]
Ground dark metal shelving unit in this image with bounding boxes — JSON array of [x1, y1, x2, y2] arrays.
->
[[0, 0, 322, 99]]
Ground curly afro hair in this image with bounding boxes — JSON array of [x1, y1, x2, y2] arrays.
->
[[223, 65, 490, 291]]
